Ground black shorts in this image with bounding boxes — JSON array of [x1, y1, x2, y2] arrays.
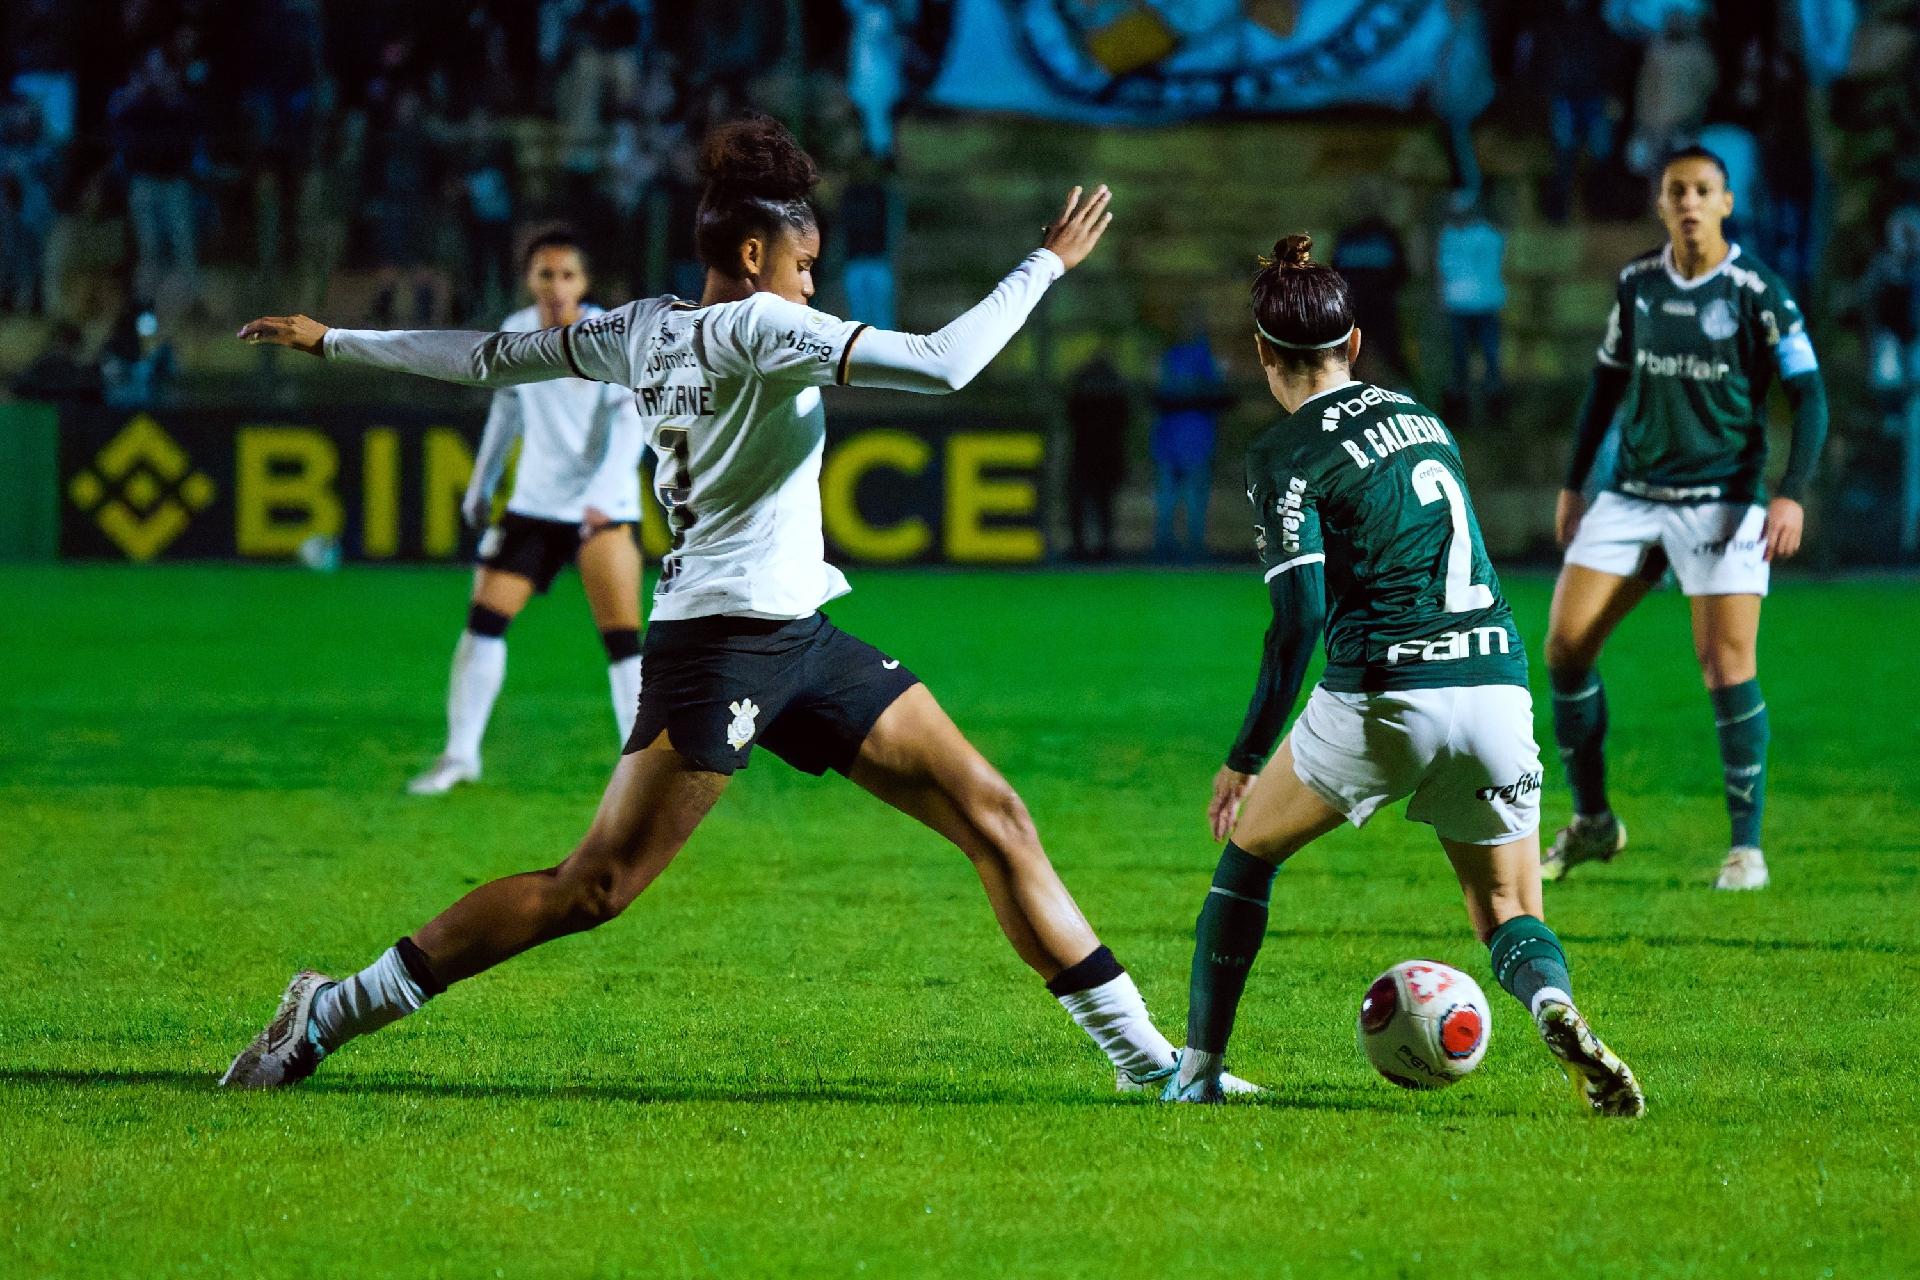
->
[[623, 613, 919, 775], [477, 513, 635, 594]]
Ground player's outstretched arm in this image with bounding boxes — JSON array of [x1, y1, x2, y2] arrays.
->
[[237, 315, 583, 389], [844, 184, 1112, 395]]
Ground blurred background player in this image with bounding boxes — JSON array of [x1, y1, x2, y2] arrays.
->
[[1545, 146, 1829, 892], [1163, 235, 1642, 1116], [223, 116, 1234, 1099], [408, 230, 647, 796]]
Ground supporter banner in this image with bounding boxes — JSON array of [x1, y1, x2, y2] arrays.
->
[[54, 408, 1049, 566], [924, 0, 1451, 123]]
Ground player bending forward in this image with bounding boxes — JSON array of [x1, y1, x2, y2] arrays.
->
[[221, 115, 1242, 1097], [410, 230, 648, 795], [1160, 235, 1644, 1116], [1545, 146, 1828, 891]]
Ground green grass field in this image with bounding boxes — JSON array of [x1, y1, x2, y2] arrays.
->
[[3, 564, 1917, 1278]]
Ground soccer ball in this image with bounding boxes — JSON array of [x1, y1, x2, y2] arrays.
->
[[1357, 960, 1490, 1090]]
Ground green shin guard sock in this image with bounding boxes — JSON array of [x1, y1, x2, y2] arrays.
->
[[1710, 680, 1768, 849], [1488, 915, 1573, 1017], [1186, 842, 1279, 1055], [1550, 667, 1611, 819]]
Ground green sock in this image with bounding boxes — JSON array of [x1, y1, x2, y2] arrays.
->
[[1488, 915, 1573, 1015], [1550, 667, 1611, 818], [1185, 842, 1278, 1054], [1710, 679, 1768, 848]]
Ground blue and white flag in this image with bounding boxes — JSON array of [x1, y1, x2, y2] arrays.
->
[[926, 0, 1452, 124]]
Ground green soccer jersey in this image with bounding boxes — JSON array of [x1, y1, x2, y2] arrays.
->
[[1597, 243, 1819, 504], [1246, 381, 1527, 694]]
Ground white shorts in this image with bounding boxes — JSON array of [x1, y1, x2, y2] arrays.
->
[[1564, 491, 1769, 596], [1287, 684, 1542, 845]]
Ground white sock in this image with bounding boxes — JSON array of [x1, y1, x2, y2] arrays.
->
[[309, 946, 430, 1055], [1529, 986, 1574, 1019], [1176, 1046, 1224, 1089], [1055, 973, 1176, 1077], [445, 631, 506, 765], [608, 655, 641, 745]]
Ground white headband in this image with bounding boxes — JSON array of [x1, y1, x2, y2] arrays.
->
[[1255, 319, 1354, 351]]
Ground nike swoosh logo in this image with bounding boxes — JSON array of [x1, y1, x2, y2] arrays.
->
[[1726, 785, 1755, 803], [881, 659, 900, 670]]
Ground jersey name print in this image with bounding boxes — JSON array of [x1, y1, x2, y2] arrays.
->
[[1247, 382, 1526, 694], [559, 292, 870, 622], [1596, 243, 1818, 504]]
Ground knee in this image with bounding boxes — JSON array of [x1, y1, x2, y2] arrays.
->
[[958, 772, 1040, 863], [1695, 639, 1755, 688], [551, 856, 633, 933], [1544, 631, 1597, 676]]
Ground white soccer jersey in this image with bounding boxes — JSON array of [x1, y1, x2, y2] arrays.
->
[[552, 292, 868, 619], [324, 249, 1065, 622], [480, 304, 644, 523]]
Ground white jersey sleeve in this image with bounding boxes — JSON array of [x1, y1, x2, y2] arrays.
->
[[844, 249, 1063, 394], [696, 293, 871, 387], [322, 299, 654, 389]]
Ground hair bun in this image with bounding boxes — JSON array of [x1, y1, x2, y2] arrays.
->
[[1272, 233, 1314, 269], [699, 113, 819, 203]]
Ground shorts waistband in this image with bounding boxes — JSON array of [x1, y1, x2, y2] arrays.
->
[[643, 612, 825, 650]]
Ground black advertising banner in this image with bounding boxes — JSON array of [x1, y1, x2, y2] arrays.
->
[[54, 407, 1051, 566]]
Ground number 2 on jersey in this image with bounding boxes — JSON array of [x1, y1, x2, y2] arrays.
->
[[1411, 459, 1494, 612]]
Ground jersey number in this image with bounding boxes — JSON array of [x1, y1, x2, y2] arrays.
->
[[1411, 459, 1494, 613], [654, 426, 693, 585]]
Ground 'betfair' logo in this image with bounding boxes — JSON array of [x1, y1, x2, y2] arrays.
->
[[66, 414, 216, 560]]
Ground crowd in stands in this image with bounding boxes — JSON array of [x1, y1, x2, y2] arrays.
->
[[2, 0, 1915, 554], [0, 0, 906, 335]]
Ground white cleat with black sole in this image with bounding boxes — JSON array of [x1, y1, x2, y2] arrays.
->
[[406, 755, 480, 796], [1535, 999, 1645, 1117], [1714, 845, 1769, 890], [219, 970, 332, 1089]]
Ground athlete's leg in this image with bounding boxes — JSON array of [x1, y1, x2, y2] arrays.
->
[[1541, 563, 1654, 875], [577, 522, 644, 744], [848, 684, 1096, 975], [1442, 831, 1644, 1115], [1166, 741, 1348, 1094], [222, 737, 727, 1085], [847, 684, 1178, 1083], [410, 738, 723, 981], [1691, 593, 1770, 885], [411, 568, 538, 794], [1544, 563, 1651, 821]]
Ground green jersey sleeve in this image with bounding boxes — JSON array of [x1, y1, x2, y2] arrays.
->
[[1253, 455, 1326, 580]]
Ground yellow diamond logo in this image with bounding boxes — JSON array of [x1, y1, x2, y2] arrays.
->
[[67, 414, 217, 561]]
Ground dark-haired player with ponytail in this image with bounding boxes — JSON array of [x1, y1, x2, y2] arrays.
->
[[1160, 235, 1643, 1115], [408, 230, 647, 795], [221, 115, 1232, 1097], [1544, 146, 1828, 892]]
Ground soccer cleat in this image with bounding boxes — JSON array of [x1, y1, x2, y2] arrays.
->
[[1714, 845, 1769, 890], [1541, 814, 1626, 882], [1118, 1062, 1264, 1097], [1534, 999, 1645, 1118], [218, 970, 332, 1089], [406, 755, 480, 796]]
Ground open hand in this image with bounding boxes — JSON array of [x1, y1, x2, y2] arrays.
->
[[1555, 488, 1587, 549], [236, 315, 329, 357], [1762, 496, 1804, 560], [1041, 184, 1113, 271], [1209, 765, 1256, 843]]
